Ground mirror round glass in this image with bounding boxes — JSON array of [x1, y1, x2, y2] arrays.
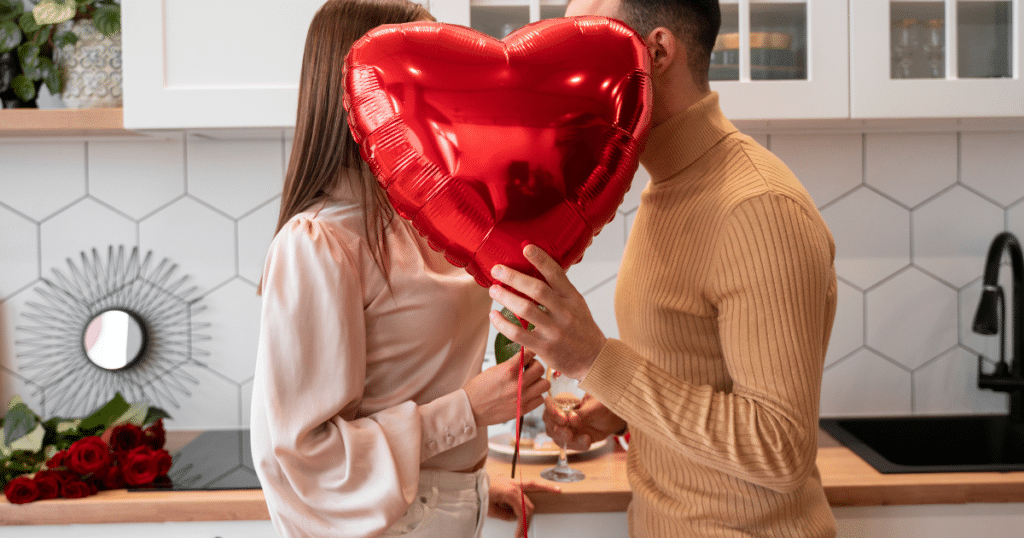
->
[[83, 310, 147, 370]]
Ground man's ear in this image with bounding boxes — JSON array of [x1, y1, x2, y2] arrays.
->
[[645, 27, 682, 75]]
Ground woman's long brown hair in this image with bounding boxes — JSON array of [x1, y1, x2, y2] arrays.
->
[[265, 0, 433, 292]]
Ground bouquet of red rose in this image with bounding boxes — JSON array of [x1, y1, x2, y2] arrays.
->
[[1, 393, 172, 504]]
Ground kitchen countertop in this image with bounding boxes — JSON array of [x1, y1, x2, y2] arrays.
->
[[1, 429, 1022, 525]]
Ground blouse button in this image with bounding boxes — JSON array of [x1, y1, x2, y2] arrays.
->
[[445, 434, 456, 445], [463, 425, 472, 434], [428, 440, 438, 450]]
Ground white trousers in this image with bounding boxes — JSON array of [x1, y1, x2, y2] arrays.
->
[[382, 468, 489, 537]]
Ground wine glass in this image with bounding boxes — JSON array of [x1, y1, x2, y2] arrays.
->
[[922, 19, 945, 78], [892, 18, 921, 79], [540, 368, 586, 483]]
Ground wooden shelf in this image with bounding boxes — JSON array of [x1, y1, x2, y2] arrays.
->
[[0, 108, 141, 138]]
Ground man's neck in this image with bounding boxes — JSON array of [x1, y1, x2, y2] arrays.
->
[[649, 59, 713, 125]]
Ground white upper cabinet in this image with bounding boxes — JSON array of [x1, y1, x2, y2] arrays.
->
[[121, 0, 1021, 130], [121, 0, 429, 130], [710, 0, 850, 120], [851, 0, 1023, 118]]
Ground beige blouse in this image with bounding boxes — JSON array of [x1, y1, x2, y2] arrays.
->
[[250, 194, 492, 538]]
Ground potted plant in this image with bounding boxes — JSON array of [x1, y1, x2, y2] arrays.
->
[[0, 0, 119, 109]]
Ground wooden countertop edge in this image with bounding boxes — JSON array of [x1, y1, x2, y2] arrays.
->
[[2, 446, 1022, 524]]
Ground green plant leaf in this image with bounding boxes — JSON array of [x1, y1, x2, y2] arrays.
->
[[110, 403, 149, 428], [143, 406, 171, 426], [32, 0, 76, 26], [17, 11, 39, 34], [2, 397, 38, 447], [40, 56, 60, 93], [17, 45, 42, 80], [0, 0, 25, 23], [494, 332, 521, 365], [493, 307, 534, 364], [32, 26, 49, 46], [92, 4, 119, 36], [8, 422, 44, 453], [79, 392, 130, 431], [55, 29, 77, 48], [0, 19, 20, 52]]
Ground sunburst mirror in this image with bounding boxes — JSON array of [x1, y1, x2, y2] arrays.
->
[[16, 246, 209, 416]]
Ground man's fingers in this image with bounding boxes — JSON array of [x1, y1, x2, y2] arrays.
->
[[489, 309, 535, 348], [565, 434, 592, 451], [491, 262, 552, 306], [523, 244, 572, 294]]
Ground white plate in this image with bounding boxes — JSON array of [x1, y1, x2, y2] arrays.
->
[[488, 432, 609, 459]]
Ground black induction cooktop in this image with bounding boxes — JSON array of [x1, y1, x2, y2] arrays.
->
[[130, 429, 262, 491]]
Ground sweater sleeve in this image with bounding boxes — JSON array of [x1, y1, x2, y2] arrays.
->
[[581, 194, 835, 493], [249, 217, 478, 538]]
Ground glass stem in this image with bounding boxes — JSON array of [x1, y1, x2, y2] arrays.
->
[[556, 445, 569, 469]]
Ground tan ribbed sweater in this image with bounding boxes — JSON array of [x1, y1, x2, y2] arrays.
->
[[579, 93, 838, 537]]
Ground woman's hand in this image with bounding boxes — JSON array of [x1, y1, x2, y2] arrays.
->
[[488, 476, 561, 538], [544, 393, 625, 451], [464, 350, 550, 427]]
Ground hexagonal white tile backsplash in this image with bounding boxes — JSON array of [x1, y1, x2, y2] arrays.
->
[[2, 128, 1024, 429]]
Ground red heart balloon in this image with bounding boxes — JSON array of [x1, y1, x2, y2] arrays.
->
[[344, 16, 652, 288]]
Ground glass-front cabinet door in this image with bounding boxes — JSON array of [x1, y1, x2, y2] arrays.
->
[[429, 0, 569, 33], [436, 0, 848, 121], [709, 0, 849, 119], [851, 0, 1023, 118]]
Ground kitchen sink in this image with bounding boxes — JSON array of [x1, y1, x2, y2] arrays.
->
[[819, 414, 1024, 474]]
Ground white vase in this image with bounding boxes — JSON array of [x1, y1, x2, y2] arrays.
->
[[58, 20, 123, 109]]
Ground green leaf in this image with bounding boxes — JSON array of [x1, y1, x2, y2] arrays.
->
[[18, 11, 39, 34], [110, 403, 149, 428], [79, 392, 130, 431], [32, 0, 76, 26], [17, 44, 42, 80], [8, 423, 44, 453], [40, 56, 60, 93], [55, 29, 77, 48], [32, 26, 49, 46], [0, 1, 25, 23], [92, 5, 119, 36], [493, 307, 534, 364], [2, 397, 38, 447], [0, 19, 20, 53], [143, 406, 171, 426]]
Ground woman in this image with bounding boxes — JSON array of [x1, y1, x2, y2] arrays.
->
[[250, 1, 554, 537]]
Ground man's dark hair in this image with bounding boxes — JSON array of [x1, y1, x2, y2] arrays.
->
[[618, 0, 721, 86]]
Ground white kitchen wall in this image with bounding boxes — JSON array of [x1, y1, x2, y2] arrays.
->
[[1, 125, 1023, 429]]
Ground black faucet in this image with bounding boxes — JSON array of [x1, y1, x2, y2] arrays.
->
[[972, 231, 1024, 425]]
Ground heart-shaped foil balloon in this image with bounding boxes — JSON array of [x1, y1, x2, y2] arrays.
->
[[344, 16, 652, 288]]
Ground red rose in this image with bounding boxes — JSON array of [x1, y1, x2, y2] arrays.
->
[[54, 470, 79, 484], [109, 423, 145, 454], [152, 448, 172, 476], [33, 474, 61, 500], [144, 419, 166, 450], [4, 476, 39, 504], [122, 446, 159, 486], [46, 449, 68, 469], [101, 464, 126, 490], [66, 436, 111, 476], [60, 480, 92, 499]]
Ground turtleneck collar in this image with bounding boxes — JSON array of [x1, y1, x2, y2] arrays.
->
[[639, 92, 737, 184]]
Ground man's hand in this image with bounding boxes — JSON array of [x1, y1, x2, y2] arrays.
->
[[488, 477, 561, 538], [544, 393, 625, 451], [488, 245, 607, 380]]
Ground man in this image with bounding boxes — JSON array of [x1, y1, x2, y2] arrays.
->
[[487, 1, 839, 536]]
